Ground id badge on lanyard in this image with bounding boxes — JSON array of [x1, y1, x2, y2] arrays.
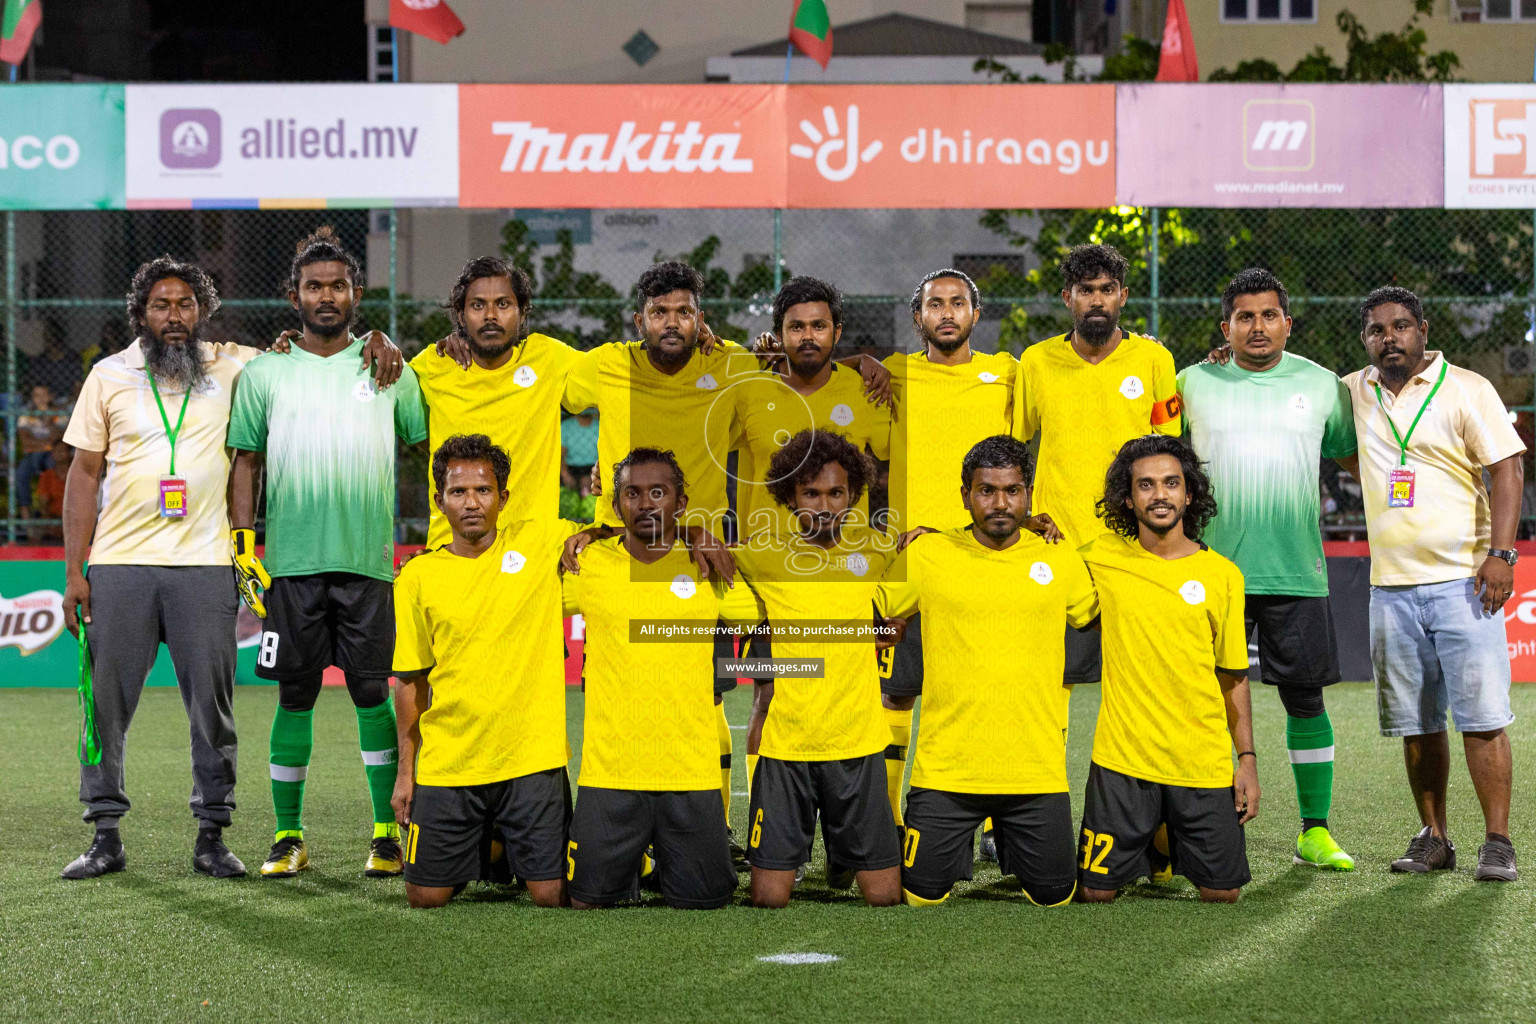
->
[[146, 367, 193, 520], [1375, 361, 1446, 512]]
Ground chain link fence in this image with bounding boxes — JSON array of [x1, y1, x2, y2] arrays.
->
[[5, 205, 1535, 543]]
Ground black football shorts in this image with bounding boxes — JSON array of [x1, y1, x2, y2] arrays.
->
[[902, 788, 1076, 904], [567, 786, 737, 909], [1246, 594, 1342, 689], [747, 751, 899, 872], [255, 572, 393, 681], [403, 768, 572, 889]]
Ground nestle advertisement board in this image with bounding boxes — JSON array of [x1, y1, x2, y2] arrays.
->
[[124, 84, 459, 208], [1116, 84, 1443, 208], [0, 84, 124, 210]]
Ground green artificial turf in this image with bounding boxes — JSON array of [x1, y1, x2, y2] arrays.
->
[[3, 682, 1534, 1023]]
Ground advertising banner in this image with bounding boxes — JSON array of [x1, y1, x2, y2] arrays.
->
[[459, 84, 785, 209], [1444, 84, 1536, 208], [787, 84, 1114, 208], [1504, 559, 1536, 682], [124, 84, 459, 208], [0, 84, 124, 210], [1117, 84, 1442, 208]]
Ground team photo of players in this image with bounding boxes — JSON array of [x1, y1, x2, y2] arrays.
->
[[56, 230, 1524, 907]]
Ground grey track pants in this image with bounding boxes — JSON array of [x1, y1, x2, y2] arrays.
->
[[79, 564, 239, 829]]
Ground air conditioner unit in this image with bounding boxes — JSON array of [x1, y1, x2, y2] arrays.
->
[[1504, 344, 1533, 376], [1451, 0, 1482, 20]]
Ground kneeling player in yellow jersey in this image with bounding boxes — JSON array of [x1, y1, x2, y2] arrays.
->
[[879, 436, 1097, 907], [733, 430, 903, 908], [562, 448, 740, 910], [1077, 435, 1259, 904], [391, 435, 585, 909]]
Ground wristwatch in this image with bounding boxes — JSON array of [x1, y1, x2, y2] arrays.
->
[[1488, 548, 1519, 566]]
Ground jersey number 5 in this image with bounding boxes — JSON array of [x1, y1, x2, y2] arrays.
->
[[566, 840, 578, 881]]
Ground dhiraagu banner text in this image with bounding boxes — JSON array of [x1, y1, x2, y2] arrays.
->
[[0, 559, 264, 687], [0, 84, 125, 209]]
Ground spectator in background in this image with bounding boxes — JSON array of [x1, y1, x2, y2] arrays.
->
[[560, 407, 600, 497], [16, 383, 67, 505], [86, 318, 130, 370], [25, 439, 70, 543], [28, 319, 83, 400]]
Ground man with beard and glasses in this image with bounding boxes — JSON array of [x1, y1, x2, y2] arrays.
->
[[228, 227, 428, 881], [1077, 435, 1256, 904], [59, 257, 256, 880], [561, 448, 740, 910], [412, 256, 587, 546], [879, 436, 1096, 907], [1179, 268, 1361, 873], [731, 430, 902, 907], [878, 268, 1017, 846], [1342, 287, 1523, 882]]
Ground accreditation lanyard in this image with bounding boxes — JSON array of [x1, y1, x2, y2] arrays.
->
[[1373, 359, 1447, 509], [145, 367, 192, 518]]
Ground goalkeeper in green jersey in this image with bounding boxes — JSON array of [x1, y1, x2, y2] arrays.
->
[[1177, 268, 1360, 872]]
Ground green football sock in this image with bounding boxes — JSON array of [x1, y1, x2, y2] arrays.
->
[[1286, 712, 1335, 825], [270, 706, 314, 840], [356, 701, 399, 838]]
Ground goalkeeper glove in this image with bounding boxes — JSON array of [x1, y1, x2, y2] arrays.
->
[[232, 528, 271, 618]]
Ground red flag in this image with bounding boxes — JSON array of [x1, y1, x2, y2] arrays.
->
[[389, 0, 465, 46], [1155, 0, 1198, 82], [789, 0, 833, 70], [0, 0, 40, 65]]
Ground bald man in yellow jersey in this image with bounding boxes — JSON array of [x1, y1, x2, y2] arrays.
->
[[1014, 244, 1182, 689], [879, 269, 1017, 833]]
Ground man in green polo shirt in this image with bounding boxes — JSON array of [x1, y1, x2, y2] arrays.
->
[[1178, 267, 1360, 872], [229, 227, 427, 881]]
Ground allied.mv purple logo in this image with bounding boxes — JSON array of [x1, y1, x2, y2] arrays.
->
[[160, 109, 222, 169]]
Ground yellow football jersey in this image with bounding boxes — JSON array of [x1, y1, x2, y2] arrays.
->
[[1079, 533, 1249, 789], [562, 538, 728, 791], [732, 526, 896, 762], [885, 349, 1016, 533], [878, 528, 1098, 794], [564, 339, 755, 531], [734, 363, 892, 538], [393, 518, 581, 787], [1015, 333, 1181, 547], [411, 333, 584, 548]]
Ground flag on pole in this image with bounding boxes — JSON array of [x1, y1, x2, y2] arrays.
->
[[789, 0, 833, 70], [0, 0, 40, 65], [389, 0, 465, 46], [1155, 0, 1198, 82]]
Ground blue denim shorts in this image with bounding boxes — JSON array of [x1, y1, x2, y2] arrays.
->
[[1369, 577, 1515, 738]]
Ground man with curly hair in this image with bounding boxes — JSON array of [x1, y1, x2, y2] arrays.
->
[[1077, 435, 1257, 903], [229, 227, 427, 881], [880, 436, 1097, 907], [732, 429, 902, 907]]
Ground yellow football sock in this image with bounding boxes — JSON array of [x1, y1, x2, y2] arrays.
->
[[746, 753, 760, 807], [884, 706, 912, 828], [903, 887, 949, 907], [983, 817, 994, 833], [717, 701, 733, 823], [1021, 881, 1077, 907]]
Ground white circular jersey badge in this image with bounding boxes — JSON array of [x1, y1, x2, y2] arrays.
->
[[352, 379, 377, 403], [829, 403, 855, 426], [1180, 580, 1206, 605], [513, 365, 538, 388], [670, 575, 697, 599], [1029, 561, 1054, 586], [695, 373, 718, 390], [977, 371, 999, 384], [1119, 375, 1145, 400], [501, 550, 527, 575], [1288, 392, 1311, 414], [846, 553, 870, 577]]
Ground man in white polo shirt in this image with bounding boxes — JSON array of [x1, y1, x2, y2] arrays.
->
[[1343, 286, 1524, 883]]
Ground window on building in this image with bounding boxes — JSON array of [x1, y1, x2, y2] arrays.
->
[[965, 3, 1034, 41], [1482, 0, 1536, 20], [1220, 0, 1318, 21]]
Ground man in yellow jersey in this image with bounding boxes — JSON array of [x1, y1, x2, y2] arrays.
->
[[562, 448, 740, 909], [1077, 435, 1258, 903], [391, 434, 582, 909], [881, 436, 1097, 907], [410, 257, 585, 545], [733, 430, 902, 908], [880, 268, 1016, 841], [1016, 243, 1182, 691], [734, 278, 892, 844]]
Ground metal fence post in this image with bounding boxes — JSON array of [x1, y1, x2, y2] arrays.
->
[[388, 209, 399, 345], [1149, 206, 1161, 340], [773, 208, 783, 295], [5, 212, 14, 544]]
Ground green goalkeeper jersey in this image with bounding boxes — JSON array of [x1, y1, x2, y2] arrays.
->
[[227, 336, 428, 582], [1177, 351, 1356, 597]]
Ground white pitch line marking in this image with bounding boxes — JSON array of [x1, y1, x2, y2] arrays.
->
[[757, 953, 841, 965]]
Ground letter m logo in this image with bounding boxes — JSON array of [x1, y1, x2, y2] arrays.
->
[[1242, 99, 1315, 171]]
